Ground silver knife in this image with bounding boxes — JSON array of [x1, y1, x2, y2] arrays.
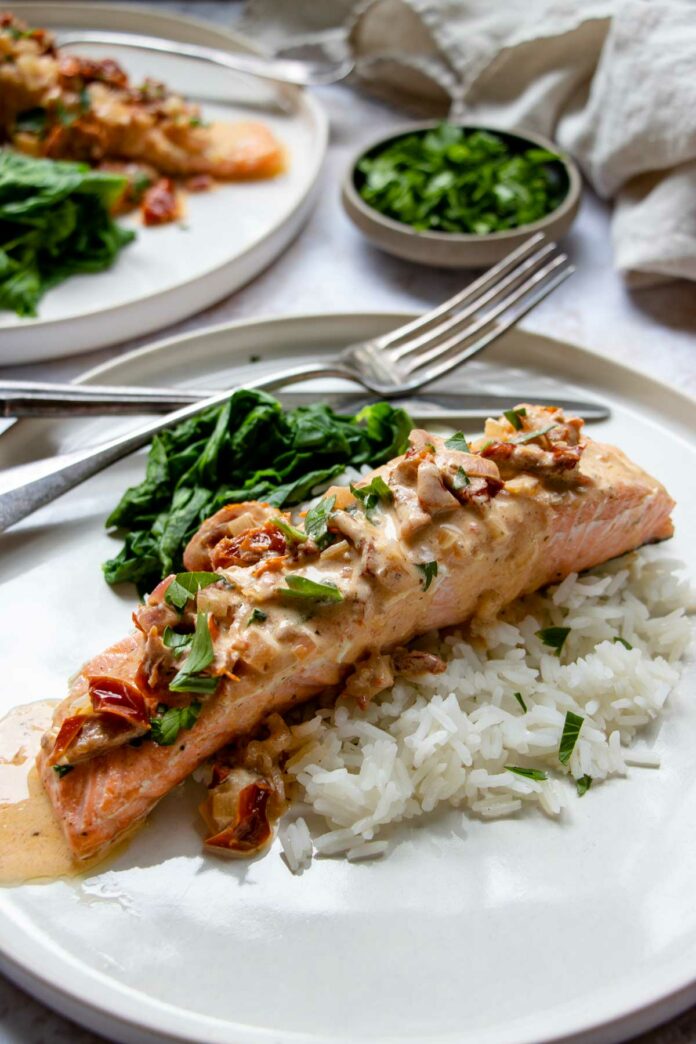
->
[[0, 380, 610, 422]]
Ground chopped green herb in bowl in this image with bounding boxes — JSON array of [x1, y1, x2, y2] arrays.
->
[[342, 122, 581, 268]]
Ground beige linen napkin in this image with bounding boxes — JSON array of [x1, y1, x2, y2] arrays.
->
[[240, 0, 696, 287]]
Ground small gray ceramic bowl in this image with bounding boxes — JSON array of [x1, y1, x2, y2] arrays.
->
[[342, 123, 582, 268]]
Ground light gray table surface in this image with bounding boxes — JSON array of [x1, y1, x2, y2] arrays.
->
[[1, 3, 695, 1043]]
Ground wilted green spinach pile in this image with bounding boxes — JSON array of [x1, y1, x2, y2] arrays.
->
[[0, 149, 134, 317], [357, 124, 567, 235], [104, 389, 411, 594]]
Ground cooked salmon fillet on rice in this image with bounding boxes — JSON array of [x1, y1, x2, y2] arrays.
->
[[36, 405, 675, 862]]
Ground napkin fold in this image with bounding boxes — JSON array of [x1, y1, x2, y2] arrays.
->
[[240, 0, 696, 286]]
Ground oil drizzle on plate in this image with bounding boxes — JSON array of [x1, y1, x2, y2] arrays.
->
[[0, 700, 106, 884]]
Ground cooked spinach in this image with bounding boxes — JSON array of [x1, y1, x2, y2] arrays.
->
[[103, 390, 411, 594], [0, 149, 134, 317], [356, 124, 566, 234]]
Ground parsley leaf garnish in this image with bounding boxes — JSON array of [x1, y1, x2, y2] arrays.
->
[[53, 764, 74, 778], [282, 576, 343, 602], [15, 107, 47, 136], [169, 612, 217, 693], [576, 774, 592, 796], [417, 561, 438, 590], [162, 627, 193, 655], [510, 425, 557, 445], [514, 692, 527, 713], [536, 626, 570, 656], [150, 701, 201, 746], [351, 475, 393, 517], [503, 407, 526, 430], [165, 572, 220, 611], [247, 608, 268, 625], [612, 636, 633, 650], [304, 495, 336, 549], [506, 766, 547, 781], [272, 516, 307, 544], [559, 711, 584, 766], [444, 432, 471, 453], [453, 466, 470, 490]]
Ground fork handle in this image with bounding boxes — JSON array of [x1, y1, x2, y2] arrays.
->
[[0, 363, 348, 534]]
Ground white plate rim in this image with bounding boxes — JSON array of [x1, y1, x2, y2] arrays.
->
[[0, 2, 328, 362], [0, 311, 695, 1044]]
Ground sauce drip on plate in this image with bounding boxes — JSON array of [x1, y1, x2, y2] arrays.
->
[[0, 701, 106, 884]]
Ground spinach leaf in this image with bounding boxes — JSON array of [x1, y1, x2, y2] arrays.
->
[[0, 150, 134, 317], [103, 391, 411, 595]]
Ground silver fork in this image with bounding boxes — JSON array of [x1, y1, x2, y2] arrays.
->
[[55, 30, 354, 87], [0, 234, 573, 534]]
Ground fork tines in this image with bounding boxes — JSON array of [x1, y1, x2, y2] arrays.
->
[[383, 236, 574, 385]]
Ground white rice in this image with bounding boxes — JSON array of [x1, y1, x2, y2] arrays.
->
[[278, 548, 693, 867]]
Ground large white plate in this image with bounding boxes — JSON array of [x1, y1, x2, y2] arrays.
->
[[0, 4, 327, 364], [0, 313, 694, 1044]]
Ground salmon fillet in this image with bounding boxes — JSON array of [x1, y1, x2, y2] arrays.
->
[[37, 407, 675, 860], [0, 14, 284, 181]]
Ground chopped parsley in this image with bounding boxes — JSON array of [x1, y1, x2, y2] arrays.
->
[[247, 608, 268, 625], [55, 100, 78, 127], [53, 764, 74, 778], [612, 636, 633, 650], [282, 575, 344, 603], [272, 516, 307, 544], [169, 612, 217, 693], [356, 124, 566, 235], [514, 692, 527, 713], [150, 701, 201, 746], [453, 466, 470, 490], [536, 626, 570, 656], [304, 495, 336, 549], [417, 561, 438, 591], [165, 571, 220, 611], [576, 774, 592, 796], [559, 711, 584, 766], [444, 432, 471, 453], [503, 407, 526, 430], [510, 424, 557, 445], [506, 766, 547, 781], [351, 475, 393, 517], [15, 107, 47, 136], [162, 627, 193, 655]]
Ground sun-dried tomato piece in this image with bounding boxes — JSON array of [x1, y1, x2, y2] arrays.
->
[[211, 522, 287, 570], [204, 781, 273, 854], [141, 177, 180, 225], [52, 715, 88, 762], [58, 54, 128, 88], [88, 676, 150, 724]]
